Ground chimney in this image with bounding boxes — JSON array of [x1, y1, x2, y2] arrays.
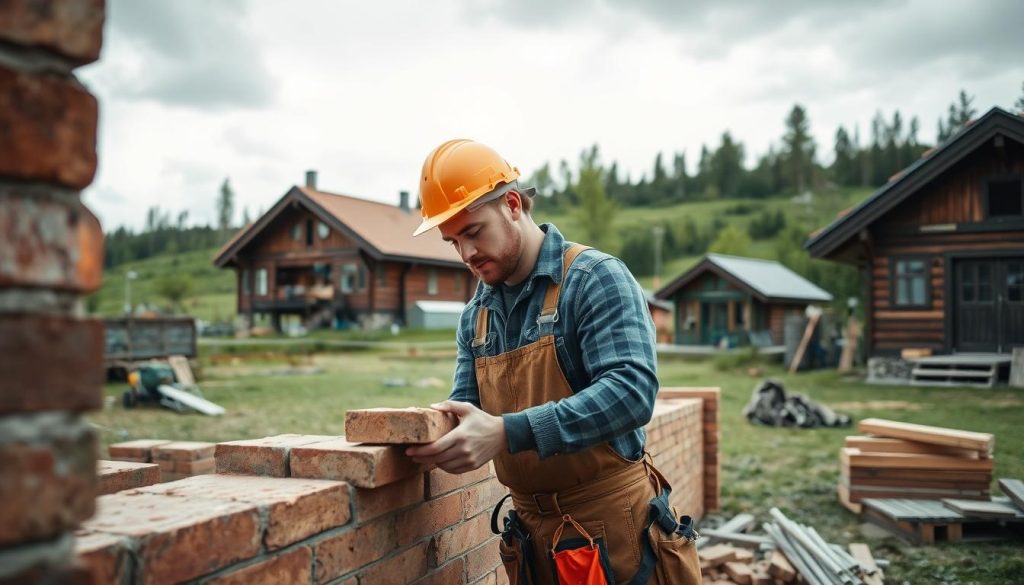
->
[[399, 190, 410, 212], [305, 170, 318, 190]]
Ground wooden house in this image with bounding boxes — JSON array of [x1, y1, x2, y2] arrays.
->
[[654, 253, 832, 347], [213, 173, 474, 331], [806, 107, 1024, 357]]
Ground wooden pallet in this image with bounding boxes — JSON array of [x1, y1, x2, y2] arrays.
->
[[862, 498, 1024, 545]]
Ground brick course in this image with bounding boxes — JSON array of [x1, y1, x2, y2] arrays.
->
[[345, 407, 458, 444]]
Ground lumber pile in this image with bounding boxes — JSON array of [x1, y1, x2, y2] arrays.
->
[[697, 509, 886, 584], [838, 418, 993, 513]]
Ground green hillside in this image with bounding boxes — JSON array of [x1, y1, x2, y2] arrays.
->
[[90, 187, 873, 322]]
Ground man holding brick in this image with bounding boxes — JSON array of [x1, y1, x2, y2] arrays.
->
[[406, 139, 700, 584]]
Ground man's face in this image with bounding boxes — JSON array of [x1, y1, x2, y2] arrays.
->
[[439, 197, 522, 286]]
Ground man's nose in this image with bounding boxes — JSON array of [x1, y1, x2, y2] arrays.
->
[[459, 241, 477, 263]]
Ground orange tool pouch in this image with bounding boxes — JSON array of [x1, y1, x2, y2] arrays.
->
[[549, 514, 615, 585]]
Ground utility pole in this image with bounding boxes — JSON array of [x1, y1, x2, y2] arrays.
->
[[123, 270, 137, 315], [652, 226, 665, 289]]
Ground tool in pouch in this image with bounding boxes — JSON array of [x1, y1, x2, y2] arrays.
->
[[491, 486, 699, 585]]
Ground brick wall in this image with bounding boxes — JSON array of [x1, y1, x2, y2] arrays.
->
[[74, 396, 717, 584], [0, 1, 106, 582]]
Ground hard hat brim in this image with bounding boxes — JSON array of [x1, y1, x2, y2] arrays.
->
[[412, 195, 478, 237]]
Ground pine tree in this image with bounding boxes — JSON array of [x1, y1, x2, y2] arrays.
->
[[782, 104, 816, 194], [217, 178, 235, 235], [1015, 81, 1024, 114], [832, 126, 855, 186], [571, 145, 618, 251], [672, 152, 688, 202], [710, 131, 744, 198]]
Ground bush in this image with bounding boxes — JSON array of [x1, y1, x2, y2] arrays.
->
[[713, 345, 763, 371]]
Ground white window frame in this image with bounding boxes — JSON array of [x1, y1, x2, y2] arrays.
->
[[341, 264, 358, 294], [427, 268, 438, 295], [255, 268, 268, 296]]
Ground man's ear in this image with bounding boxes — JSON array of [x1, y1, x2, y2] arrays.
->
[[505, 190, 523, 221]]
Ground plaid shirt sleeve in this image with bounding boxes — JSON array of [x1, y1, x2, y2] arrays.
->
[[505, 256, 658, 459]]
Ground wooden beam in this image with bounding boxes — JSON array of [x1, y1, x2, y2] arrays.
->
[[788, 311, 820, 374], [858, 418, 993, 455]]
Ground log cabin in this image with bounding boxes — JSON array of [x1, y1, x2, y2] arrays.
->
[[654, 253, 832, 347], [214, 172, 474, 331], [806, 107, 1024, 357]]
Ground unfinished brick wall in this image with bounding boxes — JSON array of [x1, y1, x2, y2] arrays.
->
[[0, 1, 106, 582], [75, 397, 716, 584]]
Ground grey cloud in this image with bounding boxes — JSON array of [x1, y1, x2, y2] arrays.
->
[[106, 0, 274, 110]]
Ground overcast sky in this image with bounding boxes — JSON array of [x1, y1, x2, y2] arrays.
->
[[79, 0, 1024, 231]]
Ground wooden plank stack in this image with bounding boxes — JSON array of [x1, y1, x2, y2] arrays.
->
[[838, 418, 994, 513]]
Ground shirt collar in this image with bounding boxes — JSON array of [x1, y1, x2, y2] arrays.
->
[[477, 223, 567, 307]]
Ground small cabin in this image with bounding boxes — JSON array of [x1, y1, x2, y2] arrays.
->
[[214, 173, 475, 331], [806, 107, 1024, 357], [654, 253, 832, 347]]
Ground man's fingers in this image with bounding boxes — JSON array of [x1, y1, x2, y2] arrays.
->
[[431, 400, 475, 417]]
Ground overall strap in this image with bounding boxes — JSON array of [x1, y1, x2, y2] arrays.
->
[[537, 244, 590, 331], [472, 306, 490, 348]]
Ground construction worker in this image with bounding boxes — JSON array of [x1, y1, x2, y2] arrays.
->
[[406, 139, 701, 584]]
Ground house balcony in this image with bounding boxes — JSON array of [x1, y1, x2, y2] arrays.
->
[[252, 284, 337, 311]]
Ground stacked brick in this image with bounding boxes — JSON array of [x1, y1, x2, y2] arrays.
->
[[0, 1, 107, 582], [659, 387, 722, 513], [96, 460, 161, 496], [108, 439, 217, 482], [74, 399, 717, 583]]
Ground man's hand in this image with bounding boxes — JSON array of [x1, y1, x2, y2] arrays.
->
[[406, 400, 506, 474]]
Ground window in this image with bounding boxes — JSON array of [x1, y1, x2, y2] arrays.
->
[[376, 264, 387, 288], [317, 221, 330, 239], [242, 269, 251, 295], [256, 269, 268, 296], [427, 268, 438, 295], [454, 272, 464, 293], [357, 265, 366, 290], [1008, 262, 1023, 303], [305, 219, 314, 246], [986, 176, 1023, 219], [892, 257, 929, 307], [290, 224, 301, 241], [340, 264, 358, 293]]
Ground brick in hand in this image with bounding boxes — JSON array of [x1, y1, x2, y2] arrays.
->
[[345, 407, 458, 444]]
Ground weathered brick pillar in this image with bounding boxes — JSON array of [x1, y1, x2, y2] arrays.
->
[[0, 1, 107, 582]]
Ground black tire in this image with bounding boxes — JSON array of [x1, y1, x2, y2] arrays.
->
[[122, 390, 137, 409]]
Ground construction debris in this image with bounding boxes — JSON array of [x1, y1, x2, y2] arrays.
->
[[838, 419, 994, 514], [697, 510, 887, 584], [742, 379, 851, 428]]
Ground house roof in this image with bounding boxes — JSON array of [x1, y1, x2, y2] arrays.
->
[[805, 107, 1024, 259], [654, 253, 833, 304], [213, 186, 464, 268]]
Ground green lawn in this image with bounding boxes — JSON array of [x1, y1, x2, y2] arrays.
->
[[87, 348, 1023, 583]]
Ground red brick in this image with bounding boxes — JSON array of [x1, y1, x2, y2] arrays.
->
[[345, 407, 457, 444], [461, 477, 508, 519], [96, 459, 160, 495], [153, 441, 215, 461], [495, 564, 509, 585], [134, 474, 350, 550], [414, 558, 465, 585], [291, 438, 424, 488], [74, 530, 130, 585], [161, 471, 190, 482], [0, 432, 97, 546], [359, 542, 430, 584], [206, 546, 312, 585], [0, 0, 105, 62], [0, 315, 104, 413], [314, 517, 396, 582], [82, 492, 261, 585], [470, 571, 498, 585], [0, 66, 98, 188], [431, 513, 492, 566], [395, 491, 464, 547], [215, 434, 336, 477], [426, 464, 492, 498], [108, 439, 170, 461], [174, 458, 216, 475], [465, 537, 502, 582], [354, 473, 424, 523]]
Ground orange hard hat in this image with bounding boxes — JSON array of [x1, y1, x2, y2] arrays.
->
[[413, 139, 520, 236]]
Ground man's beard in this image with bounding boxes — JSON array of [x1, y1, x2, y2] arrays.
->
[[471, 223, 522, 286]]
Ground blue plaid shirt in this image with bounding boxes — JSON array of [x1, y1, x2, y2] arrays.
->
[[451, 224, 658, 461]]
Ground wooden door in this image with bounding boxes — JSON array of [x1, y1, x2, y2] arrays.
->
[[956, 258, 1024, 352]]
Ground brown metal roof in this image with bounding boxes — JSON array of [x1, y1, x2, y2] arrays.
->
[[213, 186, 464, 268]]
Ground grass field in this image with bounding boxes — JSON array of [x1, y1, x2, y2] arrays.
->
[[87, 348, 1024, 584]]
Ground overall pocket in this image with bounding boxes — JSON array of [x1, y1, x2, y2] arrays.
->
[[548, 515, 615, 585], [499, 537, 527, 585], [651, 510, 701, 585]]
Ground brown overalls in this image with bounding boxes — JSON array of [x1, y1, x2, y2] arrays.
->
[[474, 244, 701, 585]]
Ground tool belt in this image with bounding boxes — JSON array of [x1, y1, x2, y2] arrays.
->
[[490, 477, 699, 585]]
